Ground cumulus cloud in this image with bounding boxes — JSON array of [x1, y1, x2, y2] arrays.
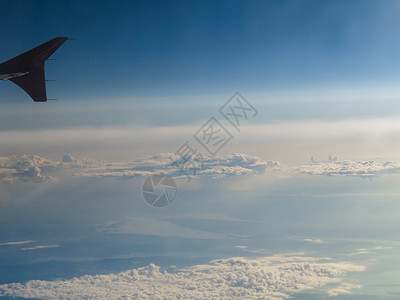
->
[[195, 154, 280, 178], [299, 156, 400, 177], [73, 153, 278, 180], [0, 254, 364, 299], [0, 153, 277, 183], [0, 155, 59, 183]]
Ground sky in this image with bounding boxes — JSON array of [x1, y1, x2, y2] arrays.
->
[[1, 1, 400, 299]]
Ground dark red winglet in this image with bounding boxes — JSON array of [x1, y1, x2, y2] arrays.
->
[[0, 37, 68, 102]]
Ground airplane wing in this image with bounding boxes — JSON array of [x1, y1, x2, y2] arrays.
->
[[1, 37, 68, 70], [9, 68, 47, 102], [0, 37, 68, 102]]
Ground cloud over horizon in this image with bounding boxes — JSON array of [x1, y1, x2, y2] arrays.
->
[[299, 157, 400, 177], [4, 153, 400, 184], [0, 153, 277, 183]]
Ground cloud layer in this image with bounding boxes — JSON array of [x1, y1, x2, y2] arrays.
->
[[0, 153, 278, 183], [0, 254, 364, 299], [2, 116, 400, 153], [299, 157, 400, 177], [0, 155, 61, 183], [3, 153, 400, 184]]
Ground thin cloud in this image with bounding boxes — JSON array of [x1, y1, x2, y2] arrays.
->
[[21, 245, 59, 251], [327, 283, 362, 297], [234, 245, 248, 249], [2, 116, 400, 152], [98, 217, 227, 240], [0, 240, 35, 246], [346, 245, 394, 256], [302, 238, 327, 244]]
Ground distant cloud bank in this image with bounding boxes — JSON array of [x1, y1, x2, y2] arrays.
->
[[0, 153, 278, 183], [2, 153, 400, 183], [299, 156, 400, 177], [0, 254, 364, 299]]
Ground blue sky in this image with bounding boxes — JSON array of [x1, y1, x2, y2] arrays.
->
[[2, 0, 400, 101], [1, 1, 400, 299]]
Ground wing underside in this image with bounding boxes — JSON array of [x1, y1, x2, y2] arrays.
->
[[10, 68, 47, 102]]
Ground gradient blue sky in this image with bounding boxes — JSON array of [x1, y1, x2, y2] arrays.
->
[[1, 1, 400, 299], [2, 0, 400, 102]]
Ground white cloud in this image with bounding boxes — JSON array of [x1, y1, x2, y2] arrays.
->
[[73, 152, 278, 180], [195, 154, 280, 179], [0, 153, 277, 183], [298, 157, 400, 177], [327, 282, 362, 297], [4, 152, 400, 184], [0, 254, 364, 300], [373, 246, 392, 250], [0, 155, 59, 183], [354, 248, 370, 254], [0, 240, 35, 246], [234, 245, 248, 249], [0, 241, 58, 250], [21, 245, 59, 251], [346, 245, 394, 256], [302, 238, 327, 244]]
